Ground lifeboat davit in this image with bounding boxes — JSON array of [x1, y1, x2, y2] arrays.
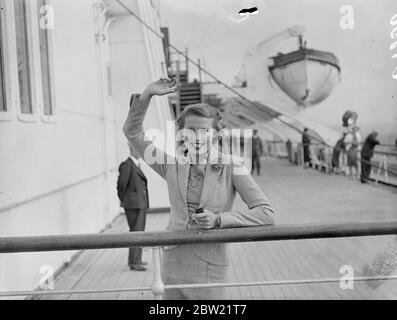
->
[[269, 38, 341, 107]]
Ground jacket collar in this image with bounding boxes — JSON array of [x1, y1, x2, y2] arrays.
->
[[128, 157, 146, 181], [176, 145, 226, 208]]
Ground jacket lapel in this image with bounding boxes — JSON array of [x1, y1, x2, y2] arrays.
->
[[129, 158, 147, 182], [198, 164, 222, 208], [176, 146, 225, 208], [136, 165, 147, 182], [176, 147, 190, 206], [198, 147, 225, 208]]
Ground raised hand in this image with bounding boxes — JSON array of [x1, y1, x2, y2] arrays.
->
[[141, 77, 180, 99]]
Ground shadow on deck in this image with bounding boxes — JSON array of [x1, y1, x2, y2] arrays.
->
[[38, 157, 397, 300]]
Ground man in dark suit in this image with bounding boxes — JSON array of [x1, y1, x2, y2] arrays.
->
[[251, 129, 264, 175], [117, 146, 149, 271], [302, 128, 311, 168], [360, 131, 380, 183]]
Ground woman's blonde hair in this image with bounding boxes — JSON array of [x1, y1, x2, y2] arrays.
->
[[175, 103, 225, 131]]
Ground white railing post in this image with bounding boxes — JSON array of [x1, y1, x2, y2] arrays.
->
[[374, 155, 384, 185], [151, 247, 165, 300], [384, 155, 389, 183], [300, 144, 304, 167], [374, 157, 379, 184]]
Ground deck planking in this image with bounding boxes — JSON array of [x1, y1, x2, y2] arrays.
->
[[38, 157, 397, 300]]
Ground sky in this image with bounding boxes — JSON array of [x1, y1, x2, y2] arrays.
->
[[157, 0, 397, 141]]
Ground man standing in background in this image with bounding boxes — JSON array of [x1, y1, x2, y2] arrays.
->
[[302, 128, 311, 168], [251, 129, 264, 175], [117, 146, 149, 271], [360, 131, 380, 183]]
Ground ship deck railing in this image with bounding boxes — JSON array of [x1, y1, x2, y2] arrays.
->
[[266, 141, 397, 187], [1, 221, 397, 299]]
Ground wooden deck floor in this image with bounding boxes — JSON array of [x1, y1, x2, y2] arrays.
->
[[38, 157, 397, 300]]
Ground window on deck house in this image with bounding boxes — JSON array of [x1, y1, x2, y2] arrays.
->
[[37, 0, 53, 116], [0, 4, 6, 112], [14, 0, 33, 114]]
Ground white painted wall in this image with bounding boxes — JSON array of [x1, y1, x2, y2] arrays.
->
[[109, 0, 172, 209], [0, 0, 169, 297]]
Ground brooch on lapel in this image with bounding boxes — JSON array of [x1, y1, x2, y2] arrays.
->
[[209, 149, 227, 172]]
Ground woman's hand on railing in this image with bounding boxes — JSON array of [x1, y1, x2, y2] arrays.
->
[[141, 77, 180, 100], [192, 209, 220, 230]]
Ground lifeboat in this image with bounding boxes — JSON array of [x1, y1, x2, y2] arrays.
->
[[268, 38, 341, 107]]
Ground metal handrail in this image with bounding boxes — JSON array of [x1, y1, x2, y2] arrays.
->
[[2, 275, 397, 298], [274, 140, 397, 179], [1, 221, 397, 254], [285, 142, 397, 156], [373, 150, 397, 157], [1, 221, 396, 299]]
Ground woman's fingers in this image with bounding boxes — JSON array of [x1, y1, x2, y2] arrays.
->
[[193, 213, 208, 222], [157, 77, 179, 93], [159, 76, 175, 83], [166, 77, 176, 86], [168, 82, 180, 93], [193, 212, 213, 223], [194, 213, 207, 218]]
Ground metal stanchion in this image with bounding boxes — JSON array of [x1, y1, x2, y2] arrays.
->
[[151, 247, 164, 300]]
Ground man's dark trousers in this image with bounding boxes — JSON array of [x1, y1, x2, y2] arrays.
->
[[117, 157, 149, 267], [361, 156, 372, 182], [125, 207, 147, 266], [252, 153, 261, 175], [251, 136, 263, 175]]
